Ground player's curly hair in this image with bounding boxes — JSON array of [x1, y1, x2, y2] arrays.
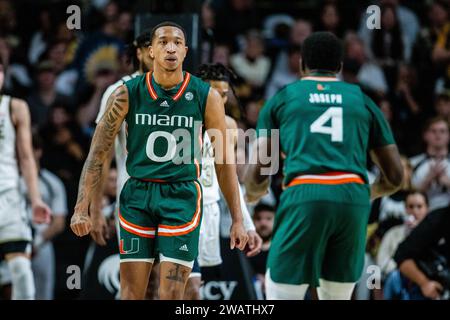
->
[[302, 31, 343, 73], [197, 63, 238, 83], [197, 63, 243, 118], [126, 29, 152, 70]]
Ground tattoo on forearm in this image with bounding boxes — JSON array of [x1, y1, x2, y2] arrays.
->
[[75, 87, 128, 209], [165, 264, 188, 283]]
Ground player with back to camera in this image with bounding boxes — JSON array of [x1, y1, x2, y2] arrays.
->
[[245, 32, 404, 300]]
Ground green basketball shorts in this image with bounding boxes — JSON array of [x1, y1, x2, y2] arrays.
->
[[268, 176, 371, 287], [118, 178, 203, 267]]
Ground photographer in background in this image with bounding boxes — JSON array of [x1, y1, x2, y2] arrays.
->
[[394, 206, 450, 299]]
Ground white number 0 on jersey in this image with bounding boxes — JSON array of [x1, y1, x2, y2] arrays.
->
[[310, 107, 343, 142]]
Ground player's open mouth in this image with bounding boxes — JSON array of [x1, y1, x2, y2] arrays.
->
[[165, 57, 177, 62]]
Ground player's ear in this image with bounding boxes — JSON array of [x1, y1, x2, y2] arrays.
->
[[184, 46, 188, 59], [149, 46, 155, 59]]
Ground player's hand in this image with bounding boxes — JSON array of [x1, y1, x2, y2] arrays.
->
[[420, 280, 443, 300], [245, 230, 263, 257], [230, 221, 248, 251], [70, 212, 92, 237], [90, 214, 110, 246], [32, 199, 52, 224]]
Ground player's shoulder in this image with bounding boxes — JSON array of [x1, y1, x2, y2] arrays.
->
[[9, 97, 30, 119], [10, 97, 28, 109], [109, 72, 140, 91], [122, 72, 146, 93]]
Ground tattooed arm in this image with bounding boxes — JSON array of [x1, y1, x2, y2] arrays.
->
[[70, 85, 129, 237]]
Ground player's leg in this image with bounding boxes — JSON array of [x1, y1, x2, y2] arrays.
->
[[146, 261, 160, 300], [4, 247, 35, 300], [120, 261, 153, 299], [319, 199, 371, 300], [118, 178, 158, 300], [317, 279, 355, 300], [265, 269, 309, 299], [184, 258, 201, 300], [197, 201, 222, 267], [156, 180, 203, 300], [159, 258, 192, 300], [265, 187, 335, 299], [0, 188, 35, 300]]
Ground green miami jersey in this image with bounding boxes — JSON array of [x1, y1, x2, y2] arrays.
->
[[257, 74, 395, 186], [124, 71, 210, 182]]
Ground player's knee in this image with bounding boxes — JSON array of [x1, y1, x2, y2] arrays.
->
[[7, 255, 35, 300], [121, 284, 146, 300], [317, 279, 355, 300], [265, 269, 308, 300], [160, 285, 181, 300]]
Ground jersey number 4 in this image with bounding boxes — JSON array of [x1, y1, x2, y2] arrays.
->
[[310, 107, 343, 142]]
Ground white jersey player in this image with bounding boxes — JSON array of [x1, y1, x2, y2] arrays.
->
[[0, 59, 51, 299], [182, 63, 263, 300]]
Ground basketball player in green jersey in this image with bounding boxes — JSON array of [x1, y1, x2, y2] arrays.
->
[[70, 22, 248, 300], [245, 32, 403, 300]]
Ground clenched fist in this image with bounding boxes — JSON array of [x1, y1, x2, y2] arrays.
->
[[70, 213, 92, 237]]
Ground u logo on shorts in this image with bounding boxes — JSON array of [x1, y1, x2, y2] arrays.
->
[[119, 238, 140, 255]]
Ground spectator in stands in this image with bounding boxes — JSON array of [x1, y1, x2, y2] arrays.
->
[[410, 117, 450, 211], [35, 39, 77, 98], [201, 0, 216, 64], [265, 45, 300, 99], [271, 19, 312, 80], [214, 0, 260, 50], [116, 10, 133, 44], [359, 0, 419, 62], [76, 64, 118, 137], [248, 204, 275, 298], [429, 1, 450, 92], [315, 2, 343, 38], [40, 102, 89, 208], [377, 190, 429, 281], [230, 30, 271, 91], [412, 0, 449, 110], [392, 205, 450, 300], [28, 7, 53, 65], [344, 32, 388, 96], [435, 92, 450, 123], [69, 3, 124, 92], [212, 43, 231, 67], [27, 60, 69, 131], [370, 4, 407, 88], [0, 35, 31, 97], [389, 64, 422, 155]]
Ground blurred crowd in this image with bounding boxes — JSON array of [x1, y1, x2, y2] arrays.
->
[[1, 0, 450, 300]]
